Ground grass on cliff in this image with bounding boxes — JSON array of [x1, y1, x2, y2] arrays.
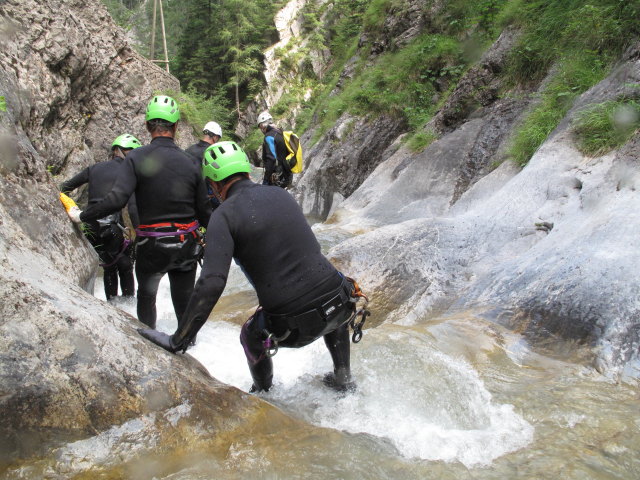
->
[[288, 0, 639, 165], [572, 99, 640, 156], [293, 0, 510, 145], [503, 0, 640, 166], [160, 89, 233, 139]]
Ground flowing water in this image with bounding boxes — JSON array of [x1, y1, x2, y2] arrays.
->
[[95, 223, 640, 479]]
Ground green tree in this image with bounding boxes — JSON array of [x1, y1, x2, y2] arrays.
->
[[174, 0, 280, 116]]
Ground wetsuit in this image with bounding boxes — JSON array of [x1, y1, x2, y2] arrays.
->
[[185, 140, 211, 167], [61, 156, 135, 300], [80, 136, 212, 329], [173, 177, 355, 391], [186, 140, 221, 211], [261, 125, 292, 188]]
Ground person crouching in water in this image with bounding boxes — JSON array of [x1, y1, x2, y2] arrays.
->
[[60, 134, 141, 300], [138, 141, 367, 392]]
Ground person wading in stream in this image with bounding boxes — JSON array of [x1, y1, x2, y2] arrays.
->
[[257, 110, 292, 189], [60, 133, 141, 300], [65, 95, 211, 332], [137, 141, 369, 392]]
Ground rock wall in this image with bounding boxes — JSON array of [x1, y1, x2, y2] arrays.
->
[[325, 44, 640, 379], [0, 0, 289, 474]]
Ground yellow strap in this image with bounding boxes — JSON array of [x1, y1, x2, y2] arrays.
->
[[59, 192, 77, 212]]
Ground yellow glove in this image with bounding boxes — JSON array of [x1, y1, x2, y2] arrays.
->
[[59, 192, 83, 223], [59, 192, 77, 211]]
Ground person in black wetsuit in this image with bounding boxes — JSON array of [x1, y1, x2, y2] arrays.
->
[[185, 121, 222, 166], [257, 111, 292, 189], [66, 96, 212, 331], [138, 141, 366, 392], [186, 121, 223, 211], [60, 133, 141, 300]]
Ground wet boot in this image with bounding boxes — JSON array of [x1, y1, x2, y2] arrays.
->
[[323, 322, 355, 392], [248, 356, 273, 392]]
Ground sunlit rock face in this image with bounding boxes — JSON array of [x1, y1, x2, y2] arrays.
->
[[326, 46, 640, 378]]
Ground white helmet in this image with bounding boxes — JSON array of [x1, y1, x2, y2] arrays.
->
[[203, 121, 222, 137], [257, 111, 273, 125]]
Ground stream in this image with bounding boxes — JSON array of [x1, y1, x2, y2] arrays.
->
[[96, 222, 640, 479]]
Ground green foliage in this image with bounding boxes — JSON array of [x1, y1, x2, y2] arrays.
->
[[503, 0, 640, 86], [161, 88, 232, 138], [242, 128, 265, 159], [362, 0, 396, 32], [173, 0, 283, 117], [508, 51, 609, 166], [572, 99, 640, 156], [0, 96, 6, 112], [309, 33, 464, 141], [433, 0, 509, 38], [325, 0, 368, 61], [503, 0, 640, 165], [406, 129, 438, 152]]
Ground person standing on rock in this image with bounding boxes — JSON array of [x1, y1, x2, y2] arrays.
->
[[257, 111, 292, 188], [65, 95, 212, 331], [60, 133, 142, 301], [137, 141, 369, 393], [186, 121, 224, 211]]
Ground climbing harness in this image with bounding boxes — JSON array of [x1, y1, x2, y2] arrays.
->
[[135, 220, 200, 240], [346, 277, 370, 344], [257, 276, 371, 360], [99, 237, 131, 268], [97, 218, 132, 268]]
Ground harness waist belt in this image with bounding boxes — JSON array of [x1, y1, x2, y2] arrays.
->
[[265, 280, 353, 331], [135, 220, 199, 238]]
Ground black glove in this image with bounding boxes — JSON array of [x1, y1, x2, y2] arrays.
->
[[137, 328, 179, 353]]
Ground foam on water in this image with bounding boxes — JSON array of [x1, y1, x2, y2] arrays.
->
[[98, 263, 533, 468]]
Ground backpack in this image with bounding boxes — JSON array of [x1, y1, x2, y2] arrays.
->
[[281, 130, 303, 174]]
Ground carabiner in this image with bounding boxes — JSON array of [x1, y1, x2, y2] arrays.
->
[[350, 308, 369, 343], [262, 329, 290, 357], [263, 332, 279, 357]]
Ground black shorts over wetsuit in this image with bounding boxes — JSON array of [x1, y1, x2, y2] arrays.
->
[[61, 156, 135, 299], [80, 136, 212, 328], [176, 177, 355, 390]]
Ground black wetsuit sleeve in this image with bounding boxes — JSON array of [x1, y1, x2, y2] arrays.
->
[[195, 176, 212, 227], [79, 156, 136, 222], [173, 210, 235, 342], [60, 168, 90, 194]]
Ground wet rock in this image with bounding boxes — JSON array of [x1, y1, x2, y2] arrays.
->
[[327, 44, 640, 378], [292, 113, 408, 219], [0, 0, 275, 474]]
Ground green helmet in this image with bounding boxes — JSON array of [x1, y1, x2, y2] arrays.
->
[[111, 134, 142, 150], [202, 141, 250, 182], [145, 95, 180, 123]]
